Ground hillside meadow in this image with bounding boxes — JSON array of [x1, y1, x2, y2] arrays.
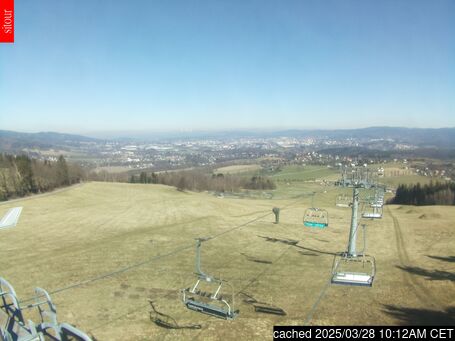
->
[[0, 171, 454, 340]]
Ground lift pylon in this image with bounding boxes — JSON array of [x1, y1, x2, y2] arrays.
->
[[331, 187, 376, 287]]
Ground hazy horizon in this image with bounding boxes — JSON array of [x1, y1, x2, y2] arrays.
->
[[1, 1, 454, 132], [3, 125, 455, 141]]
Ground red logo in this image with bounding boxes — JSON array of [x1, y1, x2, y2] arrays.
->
[[0, 0, 14, 43]]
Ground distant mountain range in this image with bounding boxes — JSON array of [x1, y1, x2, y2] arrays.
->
[[1, 127, 455, 152], [0, 130, 100, 151], [291, 127, 455, 148], [88, 126, 455, 146]]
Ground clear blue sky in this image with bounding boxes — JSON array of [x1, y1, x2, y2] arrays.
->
[[1, 0, 454, 134]]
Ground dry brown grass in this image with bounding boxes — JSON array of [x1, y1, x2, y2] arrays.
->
[[0, 181, 454, 340]]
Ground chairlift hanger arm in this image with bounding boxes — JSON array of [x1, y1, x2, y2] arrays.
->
[[182, 238, 238, 320]]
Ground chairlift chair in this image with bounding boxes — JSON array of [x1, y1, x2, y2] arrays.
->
[[182, 238, 238, 320], [362, 202, 383, 219], [182, 280, 237, 320], [0, 277, 92, 341], [58, 324, 93, 341], [21, 286, 92, 341], [1, 327, 13, 341], [29, 287, 60, 339], [331, 223, 376, 287], [303, 208, 329, 228], [361, 212, 382, 219], [331, 252, 376, 287], [371, 188, 384, 208], [335, 194, 351, 208], [0, 277, 43, 341]]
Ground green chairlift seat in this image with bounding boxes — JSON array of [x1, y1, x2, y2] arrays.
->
[[303, 208, 329, 228]]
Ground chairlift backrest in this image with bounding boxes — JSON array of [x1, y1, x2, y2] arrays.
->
[[59, 323, 93, 341], [0, 277, 23, 322], [331, 254, 376, 287], [303, 208, 329, 228], [0, 277, 92, 341]]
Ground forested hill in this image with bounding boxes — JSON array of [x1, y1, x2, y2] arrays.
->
[[0, 154, 84, 201], [0, 130, 100, 152], [388, 182, 455, 206]]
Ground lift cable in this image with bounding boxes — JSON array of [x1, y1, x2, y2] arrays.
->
[[303, 276, 332, 325], [19, 191, 311, 304], [78, 186, 338, 336], [19, 243, 194, 304], [78, 194, 315, 335]]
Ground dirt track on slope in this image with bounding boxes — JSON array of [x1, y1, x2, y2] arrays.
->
[[387, 206, 441, 307]]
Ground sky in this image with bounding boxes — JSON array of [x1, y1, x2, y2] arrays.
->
[[0, 0, 454, 135]]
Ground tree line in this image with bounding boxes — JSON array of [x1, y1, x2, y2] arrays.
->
[[129, 170, 276, 192], [388, 181, 455, 206], [0, 153, 84, 200], [0, 153, 277, 200]]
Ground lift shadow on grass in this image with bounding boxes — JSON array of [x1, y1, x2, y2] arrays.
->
[[148, 300, 202, 330], [298, 251, 319, 257], [240, 253, 273, 264], [257, 235, 299, 245], [239, 292, 287, 316], [427, 255, 455, 263], [383, 305, 455, 326], [293, 244, 338, 256], [314, 238, 330, 243], [257, 235, 337, 256], [396, 265, 455, 282]]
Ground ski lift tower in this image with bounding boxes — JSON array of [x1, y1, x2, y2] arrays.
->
[[347, 187, 360, 257], [331, 171, 376, 287]]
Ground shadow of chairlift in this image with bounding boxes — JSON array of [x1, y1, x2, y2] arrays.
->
[[240, 292, 286, 316], [148, 300, 201, 330], [240, 253, 273, 264], [181, 238, 239, 320]]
